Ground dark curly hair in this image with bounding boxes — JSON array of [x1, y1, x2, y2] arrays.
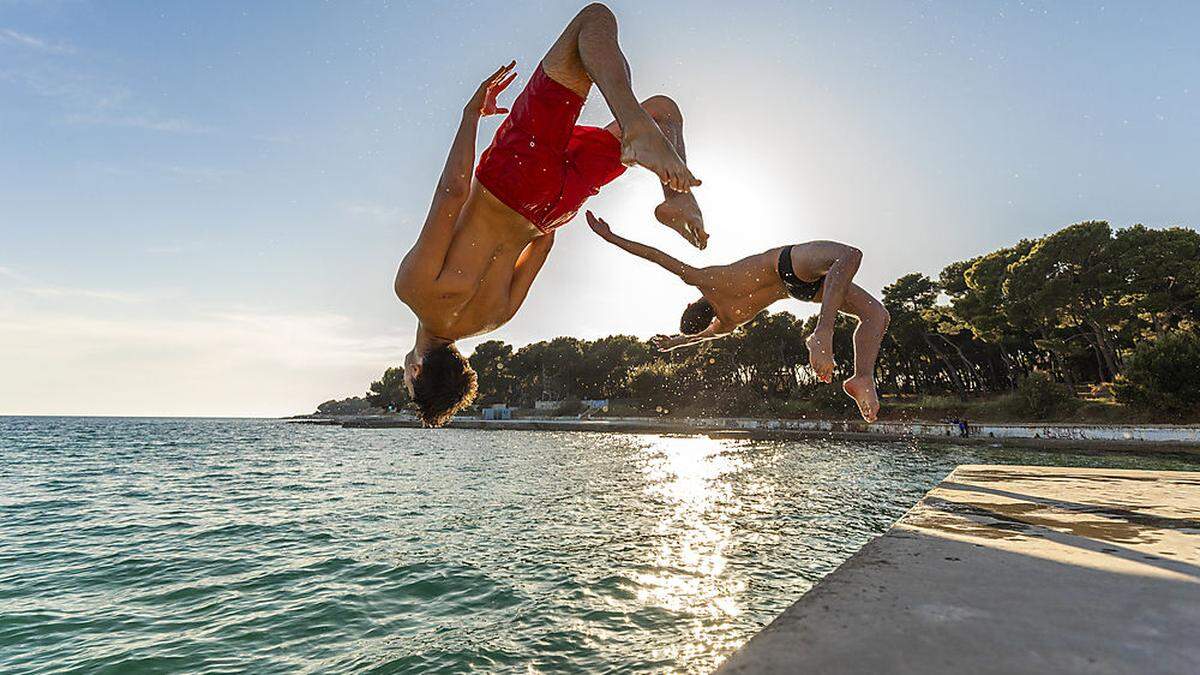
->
[[679, 297, 716, 335], [412, 344, 478, 427]]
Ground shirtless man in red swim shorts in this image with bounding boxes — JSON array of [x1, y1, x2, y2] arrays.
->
[[586, 211, 890, 423], [394, 4, 705, 427]]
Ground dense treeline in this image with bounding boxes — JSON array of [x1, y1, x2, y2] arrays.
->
[[334, 221, 1199, 420]]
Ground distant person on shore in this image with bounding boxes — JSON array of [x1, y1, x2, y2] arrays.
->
[[393, 4, 706, 426], [587, 211, 890, 422]]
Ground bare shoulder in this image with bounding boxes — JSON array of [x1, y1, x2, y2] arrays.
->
[[393, 259, 422, 303], [394, 260, 472, 310], [680, 265, 720, 287]]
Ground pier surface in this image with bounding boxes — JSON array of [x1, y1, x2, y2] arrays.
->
[[715, 465, 1200, 674]]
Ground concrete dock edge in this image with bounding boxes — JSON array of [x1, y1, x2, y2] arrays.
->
[[713, 464, 1200, 674]]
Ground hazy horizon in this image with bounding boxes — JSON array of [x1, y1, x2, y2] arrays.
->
[[3, 1, 1198, 416]]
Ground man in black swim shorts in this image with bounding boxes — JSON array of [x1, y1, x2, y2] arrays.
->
[[586, 211, 891, 422]]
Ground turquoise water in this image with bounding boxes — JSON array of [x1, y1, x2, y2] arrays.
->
[[2, 417, 1197, 673]]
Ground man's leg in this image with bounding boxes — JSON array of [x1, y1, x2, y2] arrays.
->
[[604, 95, 707, 248], [831, 284, 890, 422], [540, 3, 700, 193], [792, 241, 863, 383]]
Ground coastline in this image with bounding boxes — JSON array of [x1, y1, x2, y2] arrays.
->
[[289, 414, 1200, 455]]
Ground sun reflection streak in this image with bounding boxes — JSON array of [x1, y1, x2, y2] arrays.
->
[[636, 435, 753, 669]]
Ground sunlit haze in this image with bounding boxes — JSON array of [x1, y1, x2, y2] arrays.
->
[[2, 1, 1197, 416]]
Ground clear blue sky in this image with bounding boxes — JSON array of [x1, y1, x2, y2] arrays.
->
[[2, 0, 1197, 416]]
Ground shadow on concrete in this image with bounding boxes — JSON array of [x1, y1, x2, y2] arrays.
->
[[927, 483, 1200, 581], [939, 480, 1200, 531], [955, 466, 1200, 487]]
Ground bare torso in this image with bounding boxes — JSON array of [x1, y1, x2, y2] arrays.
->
[[401, 180, 542, 340], [694, 246, 825, 332]]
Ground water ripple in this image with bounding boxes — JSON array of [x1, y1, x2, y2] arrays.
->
[[2, 417, 1196, 673]]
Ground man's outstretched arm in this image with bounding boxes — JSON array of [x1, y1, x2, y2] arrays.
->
[[396, 62, 517, 290], [651, 318, 730, 351], [586, 211, 702, 284]]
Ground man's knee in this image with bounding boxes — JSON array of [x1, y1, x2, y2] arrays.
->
[[868, 302, 890, 328], [642, 94, 682, 121], [578, 2, 616, 25]]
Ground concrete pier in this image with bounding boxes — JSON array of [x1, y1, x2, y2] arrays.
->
[[715, 465, 1200, 674]]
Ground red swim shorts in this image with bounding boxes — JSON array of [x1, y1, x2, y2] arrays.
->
[[475, 65, 627, 232]]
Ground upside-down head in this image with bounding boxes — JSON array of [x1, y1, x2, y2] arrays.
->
[[679, 297, 715, 335], [404, 344, 478, 427]]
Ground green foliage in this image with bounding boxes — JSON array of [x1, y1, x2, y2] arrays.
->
[[628, 361, 679, 413], [577, 335, 655, 399], [316, 396, 371, 415], [1004, 221, 1124, 380], [953, 240, 1035, 344], [1111, 226, 1200, 331], [1115, 331, 1200, 418], [366, 367, 408, 410], [880, 273, 974, 398], [1014, 372, 1077, 419], [799, 382, 857, 416], [469, 340, 516, 405]]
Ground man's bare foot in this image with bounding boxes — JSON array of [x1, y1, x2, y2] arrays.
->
[[843, 374, 880, 423], [620, 117, 700, 193], [806, 329, 835, 383], [654, 197, 707, 249]]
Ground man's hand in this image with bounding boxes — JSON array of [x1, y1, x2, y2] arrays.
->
[[466, 61, 517, 117], [650, 334, 687, 352], [585, 210, 613, 239]]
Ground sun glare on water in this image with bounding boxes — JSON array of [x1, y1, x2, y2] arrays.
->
[[636, 435, 753, 669]]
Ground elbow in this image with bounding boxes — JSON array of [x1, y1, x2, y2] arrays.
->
[[843, 245, 863, 267]]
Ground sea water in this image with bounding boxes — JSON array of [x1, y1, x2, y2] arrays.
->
[[2, 417, 1196, 674]]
